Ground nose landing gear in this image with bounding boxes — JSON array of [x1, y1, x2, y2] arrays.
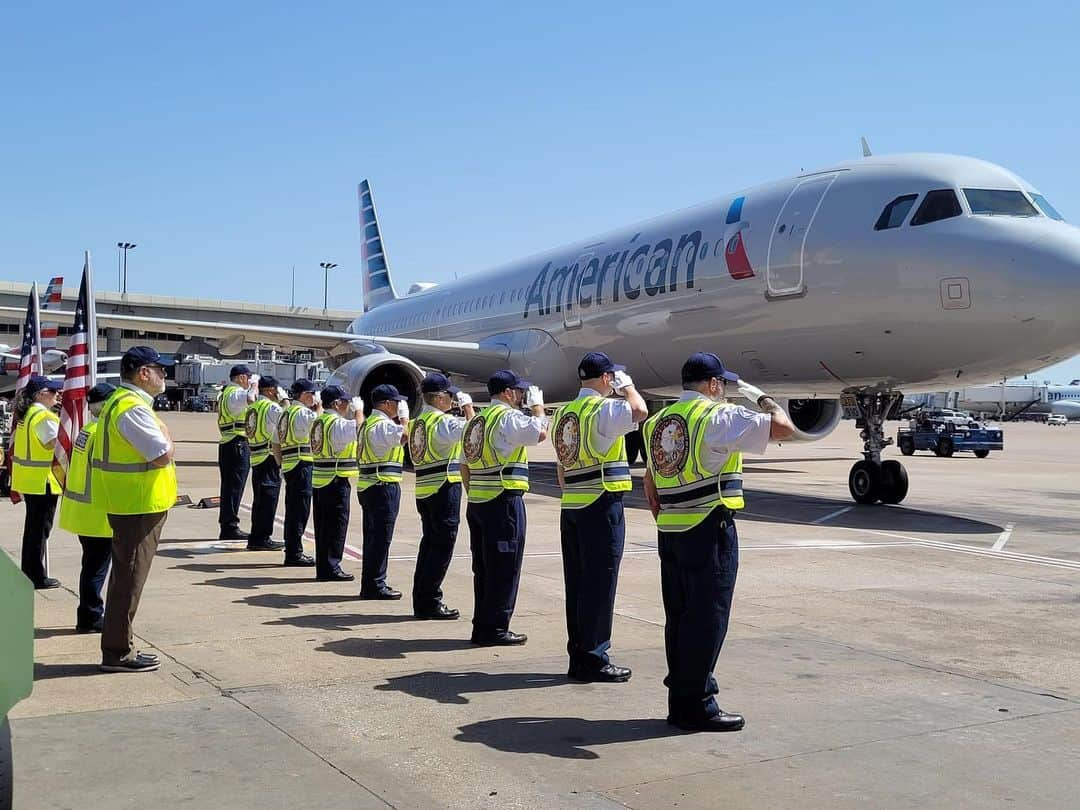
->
[[848, 392, 908, 505]]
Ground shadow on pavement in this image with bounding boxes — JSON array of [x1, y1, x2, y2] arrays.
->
[[196, 575, 317, 589], [454, 716, 682, 759], [34, 662, 103, 680], [238, 592, 362, 610], [375, 671, 566, 705], [316, 637, 474, 660], [175, 562, 285, 573], [35, 627, 79, 640], [264, 613, 415, 631]]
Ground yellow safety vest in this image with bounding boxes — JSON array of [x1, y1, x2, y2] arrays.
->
[[311, 412, 358, 489], [245, 397, 277, 466], [12, 403, 61, 495], [58, 422, 111, 538], [463, 401, 529, 504], [408, 408, 462, 499], [277, 404, 314, 473], [552, 395, 632, 509], [92, 388, 178, 515], [357, 412, 404, 492], [642, 397, 744, 532], [217, 383, 246, 442]]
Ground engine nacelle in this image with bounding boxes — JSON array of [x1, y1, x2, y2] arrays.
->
[[776, 397, 843, 442], [326, 353, 424, 414]]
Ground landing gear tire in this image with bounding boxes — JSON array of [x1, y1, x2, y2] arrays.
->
[[848, 460, 881, 505], [973, 449, 990, 459], [878, 460, 909, 504], [898, 436, 915, 456], [935, 437, 954, 458]]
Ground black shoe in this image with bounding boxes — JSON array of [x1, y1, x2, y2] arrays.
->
[[568, 663, 632, 683], [316, 570, 355, 582], [100, 656, 160, 673], [34, 577, 62, 590], [246, 539, 285, 551], [219, 529, 250, 541], [471, 630, 527, 646], [284, 553, 316, 567], [414, 603, 460, 620], [76, 620, 104, 634], [359, 587, 402, 600], [667, 711, 745, 732]]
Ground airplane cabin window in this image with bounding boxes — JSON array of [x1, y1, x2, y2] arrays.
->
[[1031, 193, 1065, 221], [910, 189, 962, 226], [963, 189, 1038, 217], [874, 194, 919, 230]]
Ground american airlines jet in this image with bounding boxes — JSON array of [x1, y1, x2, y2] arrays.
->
[[17, 154, 1080, 505]]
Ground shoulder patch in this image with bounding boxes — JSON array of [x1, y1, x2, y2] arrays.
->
[[73, 430, 90, 452], [310, 420, 325, 454], [650, 413, 690, 477], [462, 416, 486, 464], [408, 420, 428, 462], [553, 411, 581, 467], [244, 408, 259, 439]]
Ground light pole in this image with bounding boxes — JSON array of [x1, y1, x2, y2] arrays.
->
[[319, 262, 338, 310], [117, 242, 137, 294]]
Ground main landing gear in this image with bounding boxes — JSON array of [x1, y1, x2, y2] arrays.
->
[[848, 392, 908, 505]]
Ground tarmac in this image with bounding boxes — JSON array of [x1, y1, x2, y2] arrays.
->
[[4, 415, 1079, 809]]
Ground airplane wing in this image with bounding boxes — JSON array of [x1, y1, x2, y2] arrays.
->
[[0, 307, 508, 369]]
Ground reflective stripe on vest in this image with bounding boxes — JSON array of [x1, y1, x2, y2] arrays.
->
[[278, 404, 315, 473], [553, 395, 632, 510], [311, 412, 358, 489], [12, 403, 61, 495], [92, 388, 178, 514], [58, 422, 111, 537], [463, 402, 529, 504], [357, 413, 404, 492], [642, 397, 744, 532], [408, 409, 462, 499], [217, 383, 247, 442], [246, 397, 277, 466]]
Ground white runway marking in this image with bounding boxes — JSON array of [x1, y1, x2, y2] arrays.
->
[[238, 502, 363, 559], [992, 522, 1016, 552], [811, 506, 854, 525]]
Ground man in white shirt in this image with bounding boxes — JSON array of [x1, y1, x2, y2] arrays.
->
[[311, 385, 363, 582], [272, 378, 319, 567], [217, 364, 258, 541], [245, 376, 287, 552]]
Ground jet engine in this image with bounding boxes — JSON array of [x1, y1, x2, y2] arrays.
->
[[778, 397, 843, 442], [326, 352, 424, 414]]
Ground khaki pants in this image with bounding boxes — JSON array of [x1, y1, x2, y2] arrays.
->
[[101, 511, 167, 665]]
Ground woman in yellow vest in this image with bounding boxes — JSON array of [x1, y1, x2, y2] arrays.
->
[[12, 375, 63, 589], [642, 353, 793, 733], [58, 383, 116, 632]]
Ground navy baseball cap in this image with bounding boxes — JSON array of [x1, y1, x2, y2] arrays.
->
[[229, 364, 252, 378], [577, 351, 625, 380], [370, 383, 407, 404], [487, 370, 530, 395], [681, 352, 740, 384], [24, 375, 63, 396], [257, 375, 279, 390], [320, 384, 349, 407], [420, 372, 460, 395], [290, 378, 316, 396], [87, 382, 117, 403], [121, 346, 175, 375]]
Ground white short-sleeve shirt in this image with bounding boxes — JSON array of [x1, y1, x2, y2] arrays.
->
[[571, 387, 636, 455], [417, 405, 466, 456], [363, 410, 405, 456], [30, 404, 59, 445], [272, 405, 317, 448], [677, 391, 771, 472], [115, 383, 171, 462], [492, 406, 547, 457]]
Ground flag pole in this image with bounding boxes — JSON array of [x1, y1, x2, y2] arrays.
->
[[30, 281, 43, 374], [84, 251, 98, 386]]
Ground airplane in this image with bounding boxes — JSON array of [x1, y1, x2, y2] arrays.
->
[[0, 277, 68, 393], [10, 154, 1080, 505]]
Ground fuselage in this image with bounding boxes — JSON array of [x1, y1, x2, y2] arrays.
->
[[346, 154, 1080, 401]]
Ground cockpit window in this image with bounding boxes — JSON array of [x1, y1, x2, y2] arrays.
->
[[874, 194, 919, 230], [962, 188, 1039, 217], [1031, 193, 1065, 221], [910, 189, 962, 226]]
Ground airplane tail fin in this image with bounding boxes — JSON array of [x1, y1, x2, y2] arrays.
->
[[358, 180, 399, 312], [40, 276, 63, 350]]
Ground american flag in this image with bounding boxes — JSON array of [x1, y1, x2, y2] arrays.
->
[[55, 259, 96, 472], [14, 283, 43, 393]]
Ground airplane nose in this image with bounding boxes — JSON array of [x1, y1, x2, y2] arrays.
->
[[1013, 229, 1080, 349]]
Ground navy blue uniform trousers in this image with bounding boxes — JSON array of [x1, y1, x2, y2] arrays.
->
[[249, 456, 282, 544], [218, 437, 250, 534], [312, 476, 350, 578], [282, 461, 313, 560], [466, 491, 526, 639], [658, 508, 739, 722], [358, 482, 400, 592], [77, 535, 112, 629], [560, 491, 625, 670], [21, 490, 57, 585], [413, 481, 461, 611]]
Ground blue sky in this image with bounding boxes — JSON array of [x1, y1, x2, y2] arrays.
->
[[2, 2, 1079, 381]]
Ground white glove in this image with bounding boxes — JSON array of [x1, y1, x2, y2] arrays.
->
[[737, 379, 768, 404], [455, 391, 473, 408], [525, 385, 545, 409], [611, 370, 634, 394], [277, 387, 289, 402], [397, 400, 410, 423], [347, 396, 364, 416], [248, 374, 260, 388]]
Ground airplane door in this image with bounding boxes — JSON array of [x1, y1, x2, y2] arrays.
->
[[766, 174, 837, 298], [563, 251, 594, 331]]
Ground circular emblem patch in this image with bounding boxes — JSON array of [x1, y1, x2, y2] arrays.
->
[[309, 421, 325, 455], [650, 413, 689, 477], [409, 421, 428, 462], [554, 412, 581, 467], [276, 414, 290, 443], [244, 409, 259, 439], [462, 416, 486, 464]]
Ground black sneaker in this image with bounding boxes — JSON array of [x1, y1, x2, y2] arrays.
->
[[100, 656, 160, 673]]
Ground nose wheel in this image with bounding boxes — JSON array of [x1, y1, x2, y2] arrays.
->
[[847, 391, 908, 505]]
